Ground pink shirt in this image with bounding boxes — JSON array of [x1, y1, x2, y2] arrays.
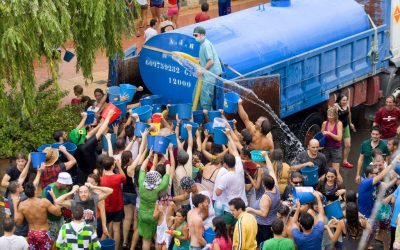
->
[[211, 237, 232, 250]]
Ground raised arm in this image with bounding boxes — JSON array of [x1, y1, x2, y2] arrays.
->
[[237, 99, 256, 134], [59, 145, 77, 170], [45, 199, 62, 216], [263, 151, 277, 184], [88, 183, 113, 201], [373, 154, 399, 185], [76, 112, 88, 129], [55, 185, 78, 208], [18, 154, 31, 185], [94, 109, 115, 140], [226, 130, 239, 157], [186, 124, 193, 152], [313, 191, 324, 222]]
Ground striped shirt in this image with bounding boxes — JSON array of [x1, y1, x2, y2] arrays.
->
[[232, 211, 257, 250], [56, 221, 101, 250]]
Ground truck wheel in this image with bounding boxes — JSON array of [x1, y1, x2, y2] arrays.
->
[[298, 112, 324, 146], [388, 75, 400, 105]]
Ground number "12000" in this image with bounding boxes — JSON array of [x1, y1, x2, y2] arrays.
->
[[168, 77, 191, 88]]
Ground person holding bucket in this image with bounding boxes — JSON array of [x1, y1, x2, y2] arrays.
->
[[1, 152, 31, 197], [315, 168, 345, 202]]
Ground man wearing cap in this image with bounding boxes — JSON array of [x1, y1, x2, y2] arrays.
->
[[41, 172, 73, 242], [33, 145, 77, 189], [193, 26, 222, 110]]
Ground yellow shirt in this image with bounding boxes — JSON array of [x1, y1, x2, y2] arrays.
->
[[233, 212, 258, 250]]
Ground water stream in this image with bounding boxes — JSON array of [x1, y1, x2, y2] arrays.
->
[[171, 52, 304, 160]]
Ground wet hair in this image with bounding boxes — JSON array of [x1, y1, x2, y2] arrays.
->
[[228, 198, 246, 211], [3, 218, 15, 232], [73, 205, 84, 220], [212, 216, 229, 241], [88, 174, 100, 185], [263, 175, 275, 190], [261, 119, 272, 135], [121, 150, 132, 168], [299, 212, 314, 230], [345, 190, 357, 203], [53, 130, 65, 142], [101, 156, 115, 171], [223, 154, 236, 168], [125, 125, 135, 139], [94, 88, 104, 96], [371, 125, 382, 134], [156, 164, 166, 176], [271, 219, 285, 235], [116, 138, 126, 152], [192, 193, 207, 208], [201, 2, 209, 12], [290, 171, 304, 181], [177, 150, 190, 165], [324, 168, 337, 181], [8, 181, 20, 194], [277, 205, 290, 217], [345, 202, 363, 239], [73, 85, 83, 95], [241, 147, 252, 159], [24, 182, 36, 198], [271, 149, 284, 180], [241, 129, 252, 145], [150, 18, 157, 27], [176, 208, 187, 219]]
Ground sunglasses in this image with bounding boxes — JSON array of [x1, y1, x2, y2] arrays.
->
[[193, 33, 200, 37], [293, 181, 303, 185]]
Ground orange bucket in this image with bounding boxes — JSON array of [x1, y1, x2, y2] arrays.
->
[[102, 103, 122, 123]]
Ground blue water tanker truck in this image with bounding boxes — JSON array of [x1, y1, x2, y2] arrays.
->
[[111, 0, 400, 145]]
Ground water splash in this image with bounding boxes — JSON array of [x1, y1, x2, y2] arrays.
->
[[171, 53, 304, 160]]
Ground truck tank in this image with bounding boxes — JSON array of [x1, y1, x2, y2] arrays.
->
[[139, 0, 371, 105]]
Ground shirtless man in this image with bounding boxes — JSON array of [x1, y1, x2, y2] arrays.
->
[[187, 193, 209, 250], [14, 182, 61, 250], [237, 99, 274, 152]]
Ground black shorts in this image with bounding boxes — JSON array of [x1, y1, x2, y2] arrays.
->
[[106, 210, 124, 223]]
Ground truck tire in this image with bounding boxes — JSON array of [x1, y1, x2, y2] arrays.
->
[[298, 112, 324, 146], [387, 74, 400, 105]]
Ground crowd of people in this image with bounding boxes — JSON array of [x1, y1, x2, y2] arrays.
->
[[3, 83, 400, 250]]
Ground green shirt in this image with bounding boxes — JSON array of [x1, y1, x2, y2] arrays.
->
[[56, 222, 101, 250], [262, 238, 295, 250], [42, 182, 68, 221], [360, 139, 389, 174]]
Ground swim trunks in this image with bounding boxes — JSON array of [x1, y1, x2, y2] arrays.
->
[[28, 230, 52, 250]]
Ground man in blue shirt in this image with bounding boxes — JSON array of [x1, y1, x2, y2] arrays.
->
[[193, 26, 222, 110], [291, 191, 324, 250]]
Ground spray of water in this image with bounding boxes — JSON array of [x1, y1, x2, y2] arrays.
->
[[171, 52, 304, 160]]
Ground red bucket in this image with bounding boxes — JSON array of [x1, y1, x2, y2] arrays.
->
[[102, 103, 121, 123], [152, 113, 163, 123]]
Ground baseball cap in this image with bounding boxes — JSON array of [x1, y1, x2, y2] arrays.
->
[[57, 172, 73, 185]]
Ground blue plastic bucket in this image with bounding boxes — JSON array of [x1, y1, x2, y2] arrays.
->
[[250, 150, 266, 162], [63, 50, 75, 62], [313, 132, 325, 147], [177, 103, 192, 120], [153, 136, 169, 154], [301, 166, 319, 186], [166, 133, 177, 147], [180, 122, 199, 140], [38, 144, 52, 152], [31, 152, 46, 169], [203, 228, 216, 244], [135, 122, 151, 137], [108, 118, 121, 130], [52, 143, 61, 149], [147, 135, 155, 149], [223, 92, 240, 114], [214, 127, 228, 145], [167, 104, 178, 118], [208, 111, 221, 121], [140, 95, 162, 106], [119, 84, 136, 102], [85, 111, 96, 124], [228, 120, 234, 130], [193, 110, 204, 124], [324, 200, 344, 220], [292, 187, 316, 205], [100, 238, 116, 250], [63, 142, 77, 155], [204, 122, 214, 134], [101, 134, 116, 151], [108, 86, 120, 103], [114, 101, 127, 120], [152, 104, 162, 114], [132, 105, 153, 122]]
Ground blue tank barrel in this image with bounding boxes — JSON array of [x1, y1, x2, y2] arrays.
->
[[139, 0, 370, 105]]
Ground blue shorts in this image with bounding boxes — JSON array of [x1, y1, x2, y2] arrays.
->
[[123, 192, 137, 206]]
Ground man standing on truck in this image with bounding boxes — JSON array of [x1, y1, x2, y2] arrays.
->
[[237, 99, 274, 152], [193, 26, 223, 110], [373, 95, 400, 141]]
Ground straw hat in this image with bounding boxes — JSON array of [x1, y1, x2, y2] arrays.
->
[[43, 147, 59, 167]]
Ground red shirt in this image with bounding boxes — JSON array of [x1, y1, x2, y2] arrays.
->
[[71, 98, 81, 105], [100, 174, 126, 212], [195, 12, 210, 23], [374, 107, 400, 139]]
